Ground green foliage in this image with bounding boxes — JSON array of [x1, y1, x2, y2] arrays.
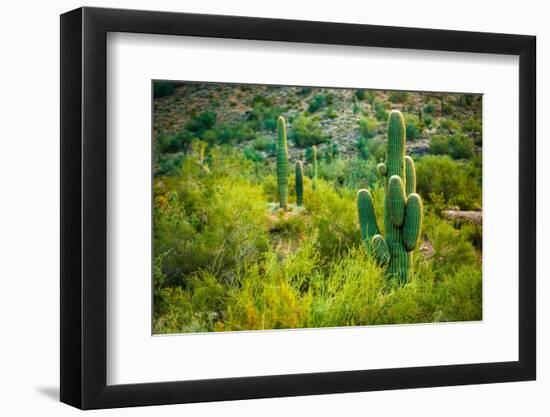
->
[[462, 117, 482, 134], [289, 113, 326, 147], [308, 94, 328, 113], [438, 118, 461, 132], [243, 146, 264, 163], [388, 91, 411, 103], [403, 113, 422, 141], [374, 100, 389, 121], [430, 134, 475, 159], [186, 111, 217, 136], [365, 137, 387, 162], [424, 103, 435, 114], [354, 89, 366, 101], [359, 116, 379, 139], [299, 87, 312, 96], [152, 86, 483, 334], [154, 81, 177, 98], [248, 95, 285, 131], [415, 155, 481, 210]]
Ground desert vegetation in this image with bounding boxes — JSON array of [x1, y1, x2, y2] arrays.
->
[[152, 82, 482, 334]]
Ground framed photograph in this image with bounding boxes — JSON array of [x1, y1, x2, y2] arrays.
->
[[60, 6, 536, 410]]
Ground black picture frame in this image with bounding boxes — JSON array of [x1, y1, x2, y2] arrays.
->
[[60, 6, 536, 410]]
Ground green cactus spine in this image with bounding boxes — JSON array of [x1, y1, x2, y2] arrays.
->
[[357, 110, 423, 283], [312, 146, 318, 191], [295, 161, 304, 206], [276, 116, 289, 209]]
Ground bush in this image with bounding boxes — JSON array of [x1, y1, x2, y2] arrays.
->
[[415, 155, 481, 209], [423, 103, 435, 114], [359, 116, 379, 139], [308, 94, 328, 113], [325, 105, 338, 119], [374, 101, 389, 121], [439, 118, 461, 132], [289, 113, 326, 147], [355, 89, 366, 101], [430, 135, 451, 155], [154, 82, 177, 98], [462, 117, 482, 134], [430, 134, 474, 160], [186, 111, 217, 136], [403, 113, 422, 141], [388, 91, 411, 104]]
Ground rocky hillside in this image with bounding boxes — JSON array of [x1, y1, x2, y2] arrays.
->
[[153, 82, 482, 164]]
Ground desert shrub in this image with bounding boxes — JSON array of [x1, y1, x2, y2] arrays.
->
[[374, 100, 389, 121], [438, 118, 461, 132], [355, 89, 366, 100], [364, 137, 387, 162], [462, 117, 482, 134], [448, 134, 475, 159], [308, 94, 328, 113], [423, 214, 479, 276], [202, 121, 258, 145], [388, 91, 411, 104], [325, 105, 337, 119], [299, 87, 312, 96], [460, 223, 483, 251], [252, 136, 271, 151], [248, 97, 285, 132], [186, 111, 217, 136], [154, 150, 270, 286], [403, 113, 422, 141], [322, 142, 340, 164], [431, 134, 474, 160], [289, 113, 326, 147], [423, 115, 433, 127], [357, 137, 369, 159], [154, 82, 177, 98], [424, 103, 436, 114], [341, 157, 380, 190], [243, 146, 264, 163], [359, 116, 379, 139], [457, 94, 474, 107], [307, 181, 361, 258], [415, 155, 481, 210], [155, 153, 185, 176], [430, 135, 451, 155]]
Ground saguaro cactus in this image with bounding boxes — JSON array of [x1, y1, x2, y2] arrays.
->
[[277, 116, 289, 209], [295, 161, 304, 206], [312, 145, 318, 191], [357, 110, 423, 283]]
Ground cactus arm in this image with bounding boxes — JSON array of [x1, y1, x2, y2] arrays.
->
[[388, 175, 406, 227], [295, 161, 304, 206], [403, 193, 423, 251], [371, 234, 391, 266], [276, 116, 289, 208], [357, 189, 380, 242], [377, 162, 387, 176], [405, 156, 416, 195]]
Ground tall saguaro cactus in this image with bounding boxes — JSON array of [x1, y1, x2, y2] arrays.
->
[[295, 161, 304, 206], [277, 116, 289, 209], [357, 110, 423, 283], [312, 145, 318, 191]]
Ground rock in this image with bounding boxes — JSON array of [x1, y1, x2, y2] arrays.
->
[[442, 210, 482, 225]]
